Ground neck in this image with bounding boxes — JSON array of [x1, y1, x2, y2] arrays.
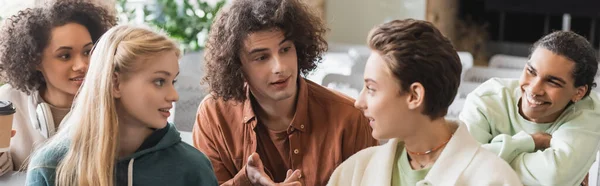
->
[[117, 115, 154, 158], [40, 85, 74, 108], [403, 117, 454, 165], [251, 89, 298, 131]]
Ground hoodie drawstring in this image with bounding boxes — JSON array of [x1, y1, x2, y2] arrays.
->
[[128, 158, 135, 186]]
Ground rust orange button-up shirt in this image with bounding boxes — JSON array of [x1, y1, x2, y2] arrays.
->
[[193, 78, 377, 186]]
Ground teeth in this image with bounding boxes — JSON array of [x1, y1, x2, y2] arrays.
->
[[526, 94, 544, 105], [71, 78, 84, 81], [158, 109, 170, 112]]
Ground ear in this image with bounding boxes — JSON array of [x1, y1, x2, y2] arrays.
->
[[112, 72, 122, 99], [406, 82, 425, 110], [571, 85, 588, 102]]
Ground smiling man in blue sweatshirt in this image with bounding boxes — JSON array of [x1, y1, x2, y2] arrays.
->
[[460, 31, 600, 185]]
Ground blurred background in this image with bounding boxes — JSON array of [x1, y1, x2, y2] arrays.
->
[[2, 0, 600, 137], [2, 0, 600, 185]]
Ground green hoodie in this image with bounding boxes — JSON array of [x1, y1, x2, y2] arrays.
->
[[25, 123, 218, 186]]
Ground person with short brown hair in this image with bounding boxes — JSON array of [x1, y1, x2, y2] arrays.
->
[[328, 19, 521, 186]]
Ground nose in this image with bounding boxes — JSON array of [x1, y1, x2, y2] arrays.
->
[[72, 55, 89, 73], [272, 55, 285, 75], [354, 88, 367, 110], [167, 85, 179, 103], [527, 78, 545, 96]]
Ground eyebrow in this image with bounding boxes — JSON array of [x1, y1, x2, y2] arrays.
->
[[526, 62, 567, 85], [247, 38, 291, 55], [364, 78, 377, 84], [154, 71, 180, 77], [54, 42, 94, 52]]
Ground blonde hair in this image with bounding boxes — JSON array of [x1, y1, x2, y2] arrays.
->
[[35, 24, 180, 186]]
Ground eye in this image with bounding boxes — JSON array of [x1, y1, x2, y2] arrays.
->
[[281, 46, 291, 53], [58, 53, 71, 60], [548, 80, 562, 88], [366, 85, 375, 94], [172, 79, 178, 85], [526, 68, 536, 76], [255, 55, 267, 61], [154, 79, 166, 87], [83, 50, 91, 56]]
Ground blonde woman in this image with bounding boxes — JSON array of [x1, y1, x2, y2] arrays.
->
[[25, 25, 218, 186]]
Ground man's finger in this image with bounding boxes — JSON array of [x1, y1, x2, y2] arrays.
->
[[247, 153, 261, 167], [283, 170, 301, 183], [286, 169, 293, 178]]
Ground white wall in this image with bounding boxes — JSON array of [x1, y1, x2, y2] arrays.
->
[[325, 0, 427, 44], [0, 0, 37, 20]]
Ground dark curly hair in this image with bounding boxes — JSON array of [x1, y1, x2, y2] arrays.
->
[[203, 0, 328, 102], [0, 0, 117, 94], [531, 31, 598, 98], [368, 19, 462, 119]]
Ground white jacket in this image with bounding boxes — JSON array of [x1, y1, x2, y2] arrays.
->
[[0, 84, 59, 176], [328, 121, 523, 186]]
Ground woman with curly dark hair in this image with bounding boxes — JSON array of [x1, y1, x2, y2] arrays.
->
[[192, 0, 377, 185], [0, 0, 116, 175]]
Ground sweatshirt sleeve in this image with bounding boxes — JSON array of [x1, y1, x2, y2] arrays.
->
[[510, 110, 600, 185], [459, 93, 535, 163], [25, 167, 53, 186], [0, 151, 14, 176]]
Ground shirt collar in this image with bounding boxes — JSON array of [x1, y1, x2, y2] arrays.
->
[[242, 77, 310, 132]]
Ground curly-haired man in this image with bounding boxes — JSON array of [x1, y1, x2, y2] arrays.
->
[[192, 0, 377, 185]]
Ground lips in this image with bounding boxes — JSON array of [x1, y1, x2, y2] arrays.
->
[[271, 76, 290, 85], [69, 76, 84, 81], [159, 108, 171, 118], [524, 93, 550, 107]]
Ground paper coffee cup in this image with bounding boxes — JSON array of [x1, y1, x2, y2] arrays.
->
[[0, 101, 16, 150]]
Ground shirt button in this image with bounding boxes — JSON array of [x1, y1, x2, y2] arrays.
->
[[300, 125, 305, 129], [290, 128, 295, 132], [294, 149, 300, 154]]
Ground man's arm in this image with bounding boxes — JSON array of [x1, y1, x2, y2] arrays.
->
[[192, 104, 252, 186], [509, 113, 600, 185], [459, 93, 536, 163]]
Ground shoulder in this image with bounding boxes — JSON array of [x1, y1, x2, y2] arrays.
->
[[27, 142, 69, 182], [172, 142, 214, 169], [466, 147, 522, 184], [0, 84, 29, 102], [333, 145, 380, 172], [306, 79, 356, 106], [463, 78, 520, 114], [305, 79, 364, 117], [197, 94, 244, 116], [470, 78, 519, 97], [167, 143, 219, 184]]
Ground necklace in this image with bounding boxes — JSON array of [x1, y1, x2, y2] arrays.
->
[[406, 134, 453, 155], [408, 155, 430, 169]]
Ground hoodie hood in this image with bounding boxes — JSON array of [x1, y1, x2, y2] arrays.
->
[[118, 123, 181, 161]]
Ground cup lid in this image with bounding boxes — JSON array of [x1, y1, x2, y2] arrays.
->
[[0, 101, 15, 115]]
